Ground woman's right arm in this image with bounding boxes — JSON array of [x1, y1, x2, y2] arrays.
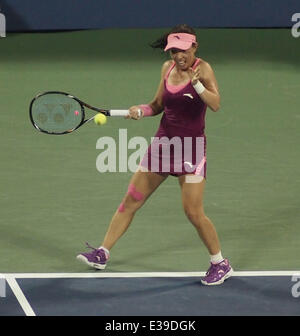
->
[[128, 61, 172, 119]]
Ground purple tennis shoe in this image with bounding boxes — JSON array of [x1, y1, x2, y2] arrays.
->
[[201, 259, 233, 285], [76, 243, 109, 270]]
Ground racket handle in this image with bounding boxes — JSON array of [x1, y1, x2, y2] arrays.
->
[[109, 109, 142, 118]]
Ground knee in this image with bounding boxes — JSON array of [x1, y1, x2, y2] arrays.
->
[[184, 205, 206, 225], [118, 184, 145, 213], [119, 194, 143, 213]]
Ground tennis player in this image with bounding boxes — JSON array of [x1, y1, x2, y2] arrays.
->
[[77, 24, 233, 285]]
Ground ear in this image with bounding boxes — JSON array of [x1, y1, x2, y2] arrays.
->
[[192, 42, 198, 51]]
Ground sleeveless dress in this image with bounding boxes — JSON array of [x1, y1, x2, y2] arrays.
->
[[140, 58, 207, 178]]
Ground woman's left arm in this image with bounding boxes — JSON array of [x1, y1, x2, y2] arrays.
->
[[189, 62, 220, 112]]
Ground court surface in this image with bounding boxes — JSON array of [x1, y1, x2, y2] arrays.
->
[[1, 272, 300, 316], [0, 28, 299, 316]]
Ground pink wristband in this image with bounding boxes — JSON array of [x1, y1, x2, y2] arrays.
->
[[139, 104, 154, 117]]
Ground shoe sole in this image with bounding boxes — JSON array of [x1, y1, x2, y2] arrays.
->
[[201, 267, 234, 286], [76, 255, 106, 270]]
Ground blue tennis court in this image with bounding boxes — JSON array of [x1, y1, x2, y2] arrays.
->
[[2, 272, 300, 316]]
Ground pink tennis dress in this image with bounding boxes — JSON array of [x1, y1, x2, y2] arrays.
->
[[140, 58, 207, 178]]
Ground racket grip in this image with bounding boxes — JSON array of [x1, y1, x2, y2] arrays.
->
[[109, 109, 142, 118]]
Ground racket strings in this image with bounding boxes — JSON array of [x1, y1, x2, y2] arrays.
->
[[31, 93, 83, 134]]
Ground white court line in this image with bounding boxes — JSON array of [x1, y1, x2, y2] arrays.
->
[[2, 270, 300, 279], [5, 275, 36, 316]]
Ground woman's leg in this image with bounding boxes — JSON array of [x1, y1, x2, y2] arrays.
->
[[178, 176, 221, 255], [178, 175, 233, 285], [101, 170, 168, 250], [77, 169, 167, 269]]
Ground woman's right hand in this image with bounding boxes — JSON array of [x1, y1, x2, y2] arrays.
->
[[126, 106, 144, 120]]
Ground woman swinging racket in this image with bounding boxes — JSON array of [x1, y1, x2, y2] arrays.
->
[[77, 24, 233, 285]]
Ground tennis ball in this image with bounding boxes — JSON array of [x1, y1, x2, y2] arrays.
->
[[94, 113, 107, 125]]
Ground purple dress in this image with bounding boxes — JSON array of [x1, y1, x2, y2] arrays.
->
[[140, 58, 207, 178]]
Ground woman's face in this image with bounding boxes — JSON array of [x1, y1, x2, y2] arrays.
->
[[169, 43, 198, 71]]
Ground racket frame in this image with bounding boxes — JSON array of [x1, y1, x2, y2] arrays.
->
[[29, 91, 122, 135]]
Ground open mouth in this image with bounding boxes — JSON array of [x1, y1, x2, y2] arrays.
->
[[178, 60, 187, 67]]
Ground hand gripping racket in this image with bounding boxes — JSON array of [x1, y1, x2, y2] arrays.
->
[[29, 91, 141, 135]]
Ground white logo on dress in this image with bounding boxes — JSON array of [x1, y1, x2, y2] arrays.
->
[[184, 161, 194, 168], [183, 93, 194, 99]]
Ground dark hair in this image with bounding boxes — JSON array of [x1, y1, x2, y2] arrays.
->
[[150, 24, 197, 49]]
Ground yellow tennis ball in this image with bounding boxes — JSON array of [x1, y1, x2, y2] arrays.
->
[[94, 113, 107, 125]]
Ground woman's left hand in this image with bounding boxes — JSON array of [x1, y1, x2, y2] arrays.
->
[[188, 67, 202, 85]]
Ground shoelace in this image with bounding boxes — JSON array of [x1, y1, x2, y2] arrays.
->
[[85, 242, 108, 261], [206, 261, 227, 277], [85, 242, 102, 257], [206, 263, 218, 276], [85, 242, 97, 250]]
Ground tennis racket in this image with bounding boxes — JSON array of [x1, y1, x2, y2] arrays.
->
[[29, 91, 141, 135]]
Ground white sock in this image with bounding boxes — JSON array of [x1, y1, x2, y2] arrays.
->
[[210, 251, 224, 264], [99, 246, 110, 258]]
